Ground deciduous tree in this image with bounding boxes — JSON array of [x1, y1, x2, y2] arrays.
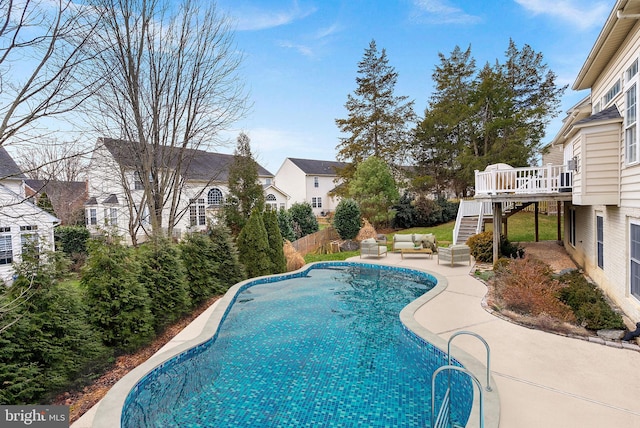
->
[[349, 156, 399, 228]]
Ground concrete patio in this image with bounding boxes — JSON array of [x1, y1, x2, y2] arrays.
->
[[73, 251, 640, 428]]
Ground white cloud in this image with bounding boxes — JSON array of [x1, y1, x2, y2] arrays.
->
[[514, 0, 609, 30], [228, 2, 317, 31], [410, 0, 483, 25], [278, 40, 315, 57]]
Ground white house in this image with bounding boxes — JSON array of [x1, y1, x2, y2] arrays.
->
[[474, 0, 640, 322], [274, 158, 349, 216], [0, 147, 59, 283], [85, 138, 283, 244]]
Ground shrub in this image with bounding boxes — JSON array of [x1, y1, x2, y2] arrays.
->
[[289, 202, 319, 239], [0, 253, 109, 404], [236, 209, 272, 278], [82, 238, 154, 352], [277, 209, 296, 242], [284, 240, 305, 272], [467, 231, 524, 263], [391, 192, 416, 229], [137, 236, 192, 333], [180, 232, 223, 304], [492, 258, 575, 322], [263, 210, 287, 274], [333, 198, 362, 240], [558, 271, 625, 330], [55, 225, 90, 255], [207, 222, 246, 292]]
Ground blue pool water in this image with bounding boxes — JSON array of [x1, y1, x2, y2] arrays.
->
[[123, 262, 473, 427]]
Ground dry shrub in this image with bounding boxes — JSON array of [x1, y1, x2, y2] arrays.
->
[[492, 258, 576, 322], [283, 240, 305, 272], [356, 219, 377, 241]]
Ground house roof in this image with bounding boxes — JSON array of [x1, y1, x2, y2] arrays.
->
[[0, 146, 26, 180], [287, 158, 349, 175], [103, 194, 119, 204], [574, 105, 623, 127], [24, 179, 87, 197], [574, 0, 640, 90], [101, 138, 273, 182], [0, 183, 59, 224]]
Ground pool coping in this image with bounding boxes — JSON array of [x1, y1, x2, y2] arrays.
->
[[92, 262, 500, 427]]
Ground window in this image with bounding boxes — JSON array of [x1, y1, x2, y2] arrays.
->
[[266, 194, 277, 211], [631, 222, 640, 300], [626, 83, 638, 164], [207, 188, 224, 207], [87, 208, 97, 225], [569, 208, 576, 247], [627, 59, 638, 82], [134, 171, 152, 190], [20, 225, 39, 257], [314, 177, 319, 188], [0, 227, 12, 265], [603, 79, 620, 105], [265, 178, 272, 185], [312, 197, 322, 208], [189, 198, 206, 226], [103, 208, 118, 226], [596, 215, 604, 269]]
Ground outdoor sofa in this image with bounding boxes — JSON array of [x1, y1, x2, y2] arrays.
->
[[392, 233, 438, 252]]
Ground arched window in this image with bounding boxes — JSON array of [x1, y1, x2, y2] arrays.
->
[[207, 188, 224, 206], [266, 194, 277, 211]]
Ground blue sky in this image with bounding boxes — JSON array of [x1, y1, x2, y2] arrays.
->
[[215, 0, 611, 173]]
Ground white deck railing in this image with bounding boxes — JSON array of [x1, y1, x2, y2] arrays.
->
[[474, 164, 572, 195]]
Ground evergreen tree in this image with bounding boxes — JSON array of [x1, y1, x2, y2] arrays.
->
[[333, 198, 362, 240], [236, 209, 271, 278], [223, 132, 265, 235], [413, 45, 476, 197], [263, 209, 286, 274], [0, 248, 108, 404], [412, 41, 566, 196], [277, 208, 296, 242], [207, 221, 246, 292], [82, 237, 154, 352], [335, 39, 416, 185], [180, 232, 222, 304], [289, 202, 319, 239], [137, 236, 192, 332], [349, 156, 399, 228], [37, 192, 56, 216]]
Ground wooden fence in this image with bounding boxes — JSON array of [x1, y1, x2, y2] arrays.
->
[[291, 227, 340, 256]]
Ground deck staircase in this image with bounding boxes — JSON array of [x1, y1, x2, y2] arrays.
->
[[453, 200, 533, 245]]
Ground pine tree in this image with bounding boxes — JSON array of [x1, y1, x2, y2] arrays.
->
[[137, 236, 192, 332], [263, 209, 286, 274], [236, 209, 271, 278], [335, 39, 416, 183], [223, 132, 265, 235]]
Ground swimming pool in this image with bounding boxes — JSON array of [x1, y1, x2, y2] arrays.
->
[[120, 262, 474, 427]]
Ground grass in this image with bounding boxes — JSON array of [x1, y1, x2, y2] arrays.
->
[[385, 211, 562, 246], [304, 250, 359, 263]]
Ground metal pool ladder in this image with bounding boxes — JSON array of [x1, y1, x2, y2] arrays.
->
[[431, 331, 492, 428]]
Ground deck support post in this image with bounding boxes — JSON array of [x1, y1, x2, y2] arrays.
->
[[534, 202, 539, 242], [557, 201, 562, 241], [493, 202, 501, 264]]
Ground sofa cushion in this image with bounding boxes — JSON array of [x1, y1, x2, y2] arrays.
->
[[394, 234, 413, 242]]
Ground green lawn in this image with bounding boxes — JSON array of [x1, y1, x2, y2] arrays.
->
[[384, 211, 562, 246], [304, 211, 562, 263]]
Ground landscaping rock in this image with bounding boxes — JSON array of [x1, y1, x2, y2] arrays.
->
[[596, 329, 624, 341]]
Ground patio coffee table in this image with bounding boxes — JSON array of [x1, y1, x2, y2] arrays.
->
[[400, 248, 433, 259]]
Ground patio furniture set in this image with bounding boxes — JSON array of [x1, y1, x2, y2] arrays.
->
[[360, 233, 471, 267]]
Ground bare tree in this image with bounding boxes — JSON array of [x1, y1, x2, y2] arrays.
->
[[17, 138, 90, 181], [83, 0, 247, 243], [0, 0, 100, 147]]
